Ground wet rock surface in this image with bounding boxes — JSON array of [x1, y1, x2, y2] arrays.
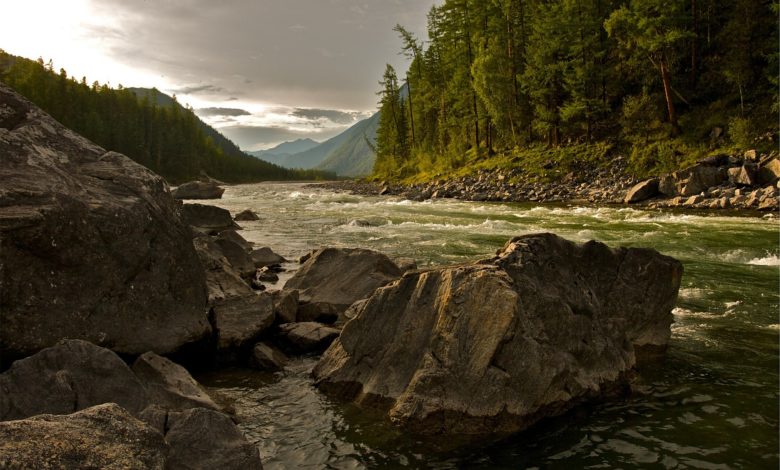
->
[[0, 84, 210, 363], [313, 233, 682, 436]]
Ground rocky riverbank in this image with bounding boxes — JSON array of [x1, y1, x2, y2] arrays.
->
[[316, 151, 780, 214], [0, 83, 687, 466]]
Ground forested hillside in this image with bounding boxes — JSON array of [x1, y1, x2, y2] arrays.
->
[[375, 0, 778, 181], [0, 51, 330, 183]]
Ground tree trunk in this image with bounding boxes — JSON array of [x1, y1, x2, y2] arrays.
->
[[406, 74, 416, 146], [659, 56, 680, 133]]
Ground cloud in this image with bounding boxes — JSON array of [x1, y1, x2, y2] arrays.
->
[[196, 107, 251, 117], [291, 108, 367, 125], [171, 84, 225, 95]]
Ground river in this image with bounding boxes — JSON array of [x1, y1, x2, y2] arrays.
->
[[196, 182, 779, 469]]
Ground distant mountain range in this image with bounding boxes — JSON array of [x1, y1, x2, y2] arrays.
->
[[251, 112, 379, 177], [249, 138, 320, 165]]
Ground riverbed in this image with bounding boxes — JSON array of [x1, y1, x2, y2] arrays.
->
[[197, 182, 779, 469]]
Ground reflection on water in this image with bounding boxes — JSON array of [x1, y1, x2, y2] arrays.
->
[[196, 182, 779, 469]]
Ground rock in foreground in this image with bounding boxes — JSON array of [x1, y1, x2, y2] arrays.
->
[[0, 404, 167, 470], [313, 233, 682, 435], [0, 84, 210, 362]]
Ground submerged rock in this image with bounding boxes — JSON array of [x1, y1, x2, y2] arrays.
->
[[249, 342, 288, 371], [0, 404, 168, 470], [251, 247, 288, 268], [234, 209, 260, 221], [0, 84, 210, 362], [313, 233, 682, 435], [172, 180, 225, 200]]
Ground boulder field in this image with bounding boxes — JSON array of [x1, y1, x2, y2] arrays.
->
[[313, 233, 682, 436]]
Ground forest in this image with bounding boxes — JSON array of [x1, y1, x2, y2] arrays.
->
[[374, 0, 778, 181], [0, 51, 331, 183]]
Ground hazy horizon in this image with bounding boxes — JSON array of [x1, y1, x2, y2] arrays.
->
[[1, 0, 436, 150]]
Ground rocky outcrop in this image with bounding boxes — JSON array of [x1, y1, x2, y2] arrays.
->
[[0, 84, 210, 362], [181, 203, 240, 235], [0, 404, 168, 470], [172, 181, 225, 200], [313, 234, 682, 436], [285, 248, 403, 320]]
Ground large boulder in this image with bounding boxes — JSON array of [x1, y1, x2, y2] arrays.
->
[[757, 158, 780, 185], [0, 84, 210, 362], [284, 248, 403, 318], [215, 236, 256, 278], [0, 340, 150, 421], [624, 178, 659, 204], [0, 404, 168, 470], [728, 164, 757, 186], [171, 180, 225, 200], [180, 203, 240, 235], [314, 234, 682, 435], [165, 407, 263, 470], [673, 164, 727, 196]]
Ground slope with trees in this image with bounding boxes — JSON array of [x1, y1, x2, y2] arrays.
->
[[0, 51, 331, 183], [374, 0, 778, 182]]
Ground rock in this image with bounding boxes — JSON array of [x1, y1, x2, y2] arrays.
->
[[165, 407, 263, 470], [132, 352, 221, 412], [251, 247, 288, 268], [684, 195, 704, 206], [215, 237, 257, 278], [728, 164, 757, 186], [284, 248, 403, 315], [758, 197, 778, 211], [272, 290, 299, 324], [624, 178, 659, 204], [675, 164, 726, 196], [218, 230, 254, 252], [0, 85, 210, 362], [394, 257, 418, 272], [254, 267, 280, 283], [249, 342, 288, 371], [758, 158, 780, 185], [314, 234, 682, 435], [658, 175, 677, 197], [278, 322, 340, 353], [180, 203, 240, 235], [296, 301, 340, 324], [0, 404, 168, 470], [697, 154, 728, 166], [0, 340, 150, 421], [194, 237, 254, 303], [211, 295, 275, 352], [744, 149, 758, 161], [234, 209, 260, 221], [172, 181, 225, 200]]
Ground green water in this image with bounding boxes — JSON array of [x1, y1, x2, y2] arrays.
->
[[197, 182, 779, 469]]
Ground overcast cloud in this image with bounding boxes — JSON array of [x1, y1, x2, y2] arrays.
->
[[2, 0, 436, 150]]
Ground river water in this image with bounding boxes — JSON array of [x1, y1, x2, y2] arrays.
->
[[196, 182, 779, 469]]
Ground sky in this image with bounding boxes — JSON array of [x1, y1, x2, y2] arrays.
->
[[0, 0, 436, 150]]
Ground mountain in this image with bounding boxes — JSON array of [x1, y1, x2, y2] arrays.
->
[[265, 112, 379, 176], [249, 138, 320, 166]]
